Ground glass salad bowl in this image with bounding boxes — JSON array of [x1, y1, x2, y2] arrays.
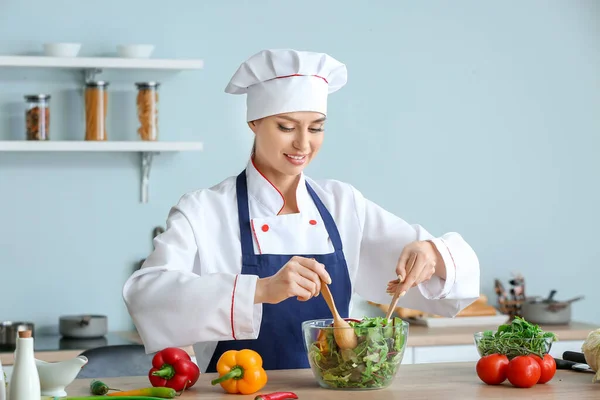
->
[[302, 317, 409, 390], [474, 331, 555, 360]]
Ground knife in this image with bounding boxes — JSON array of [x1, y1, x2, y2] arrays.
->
[[554, 358, 594, 373], [563, 351, 587, 364]]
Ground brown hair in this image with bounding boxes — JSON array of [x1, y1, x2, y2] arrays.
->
[[249, 120, 257, 156]]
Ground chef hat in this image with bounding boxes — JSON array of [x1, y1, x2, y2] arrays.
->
[[225, 49, 348, 121]]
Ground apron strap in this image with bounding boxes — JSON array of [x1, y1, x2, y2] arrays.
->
[[305, 182, 344, 252], [236, 170, 255, 257], [236, 169, 344, 255]]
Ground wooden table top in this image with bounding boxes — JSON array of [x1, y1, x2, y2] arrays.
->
[[66, 362, 600, 399]]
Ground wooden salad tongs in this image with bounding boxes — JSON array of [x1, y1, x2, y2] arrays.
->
[[385, 274, 407, 322]]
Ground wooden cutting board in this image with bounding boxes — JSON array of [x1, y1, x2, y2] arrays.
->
[[369, 295, 499, 319]]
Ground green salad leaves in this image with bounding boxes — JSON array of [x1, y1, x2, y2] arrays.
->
[[307, 317, 406, 389], [476, 316, 557, 359]]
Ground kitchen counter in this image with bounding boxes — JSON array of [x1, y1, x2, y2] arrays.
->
[[65, 362, 599, 399], [405, 321, 596, 346], [1, 321, 596, 365]]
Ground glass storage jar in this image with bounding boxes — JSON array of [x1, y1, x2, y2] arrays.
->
[[135, 82, 160, 141], [24, 94, 50, 140], [84, 81, 109, 141]]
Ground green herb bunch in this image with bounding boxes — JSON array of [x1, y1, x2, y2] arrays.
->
[[476, 316, 557, 359], [308, 317, 407, 389]]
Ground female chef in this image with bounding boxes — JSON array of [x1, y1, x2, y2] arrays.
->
[[122, 49, 480, 373]]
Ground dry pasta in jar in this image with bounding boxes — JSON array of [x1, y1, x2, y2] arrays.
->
[[135, 82, 160, 141], [84, 81, 109, 141]]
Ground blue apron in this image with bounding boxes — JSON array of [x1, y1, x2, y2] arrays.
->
[[206, 169, 352, 371]]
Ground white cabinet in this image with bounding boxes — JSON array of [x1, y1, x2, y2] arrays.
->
[[413, 345, 480, 364], [401, 347, 414, 364]]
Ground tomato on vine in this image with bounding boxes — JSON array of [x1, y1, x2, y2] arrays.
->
[[476, 354, 509, 385]]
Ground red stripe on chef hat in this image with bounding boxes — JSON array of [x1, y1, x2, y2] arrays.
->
[[274, 73, 329, 84]]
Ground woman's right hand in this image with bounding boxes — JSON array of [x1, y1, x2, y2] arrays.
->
[[254, 256, 332, 304]]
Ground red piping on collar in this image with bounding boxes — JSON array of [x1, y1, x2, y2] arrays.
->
[[250, 157, 285, 215], [274, 74, 328, 84]]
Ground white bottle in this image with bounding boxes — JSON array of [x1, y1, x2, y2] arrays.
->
[[0, 357, 6, 400], [8, 330, 40, 400]]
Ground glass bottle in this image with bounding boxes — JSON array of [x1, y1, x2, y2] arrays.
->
[[8, 330, 40, 400], [84, 81, 109, 141], [24, 94, 50, 140], [135, 82, 160, 141]]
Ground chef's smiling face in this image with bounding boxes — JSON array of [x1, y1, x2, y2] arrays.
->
[[249, 111, 325, 177]]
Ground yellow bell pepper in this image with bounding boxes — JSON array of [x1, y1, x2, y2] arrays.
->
[[210, 349, 268, 395], [316, 329, 330, 353]]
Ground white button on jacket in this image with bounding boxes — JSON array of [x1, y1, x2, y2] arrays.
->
[[122, 159, 480, 371]]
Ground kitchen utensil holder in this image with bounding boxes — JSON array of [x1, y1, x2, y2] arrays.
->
[[497, 298, 525, 320]]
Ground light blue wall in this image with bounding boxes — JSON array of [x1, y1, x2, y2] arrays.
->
[[1, 0, 599, 333]]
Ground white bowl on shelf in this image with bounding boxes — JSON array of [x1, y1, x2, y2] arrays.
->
[[43, 43, 81, 57], [117, 44, 155, 58]]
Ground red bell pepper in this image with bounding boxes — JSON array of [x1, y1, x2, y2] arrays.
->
[[148, 347, 200, 392]]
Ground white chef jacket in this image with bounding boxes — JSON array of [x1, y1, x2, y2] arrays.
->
[[122, 159, 480, 371]]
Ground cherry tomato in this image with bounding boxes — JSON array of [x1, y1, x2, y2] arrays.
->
[[533, 354, 556, 384], [476, 354, 509, 385], [507, 355, 541, 388]]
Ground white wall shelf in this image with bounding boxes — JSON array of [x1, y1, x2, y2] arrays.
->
[[0, 140, 203, 152], [0, 55, 204, 71], [0, 140, 204, 203], [0, 53, 205, 204]]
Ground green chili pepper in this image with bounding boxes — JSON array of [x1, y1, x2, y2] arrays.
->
[[106, 387, 177, 398], [55, 397, 165, 400], [90, 379, 121, 395]]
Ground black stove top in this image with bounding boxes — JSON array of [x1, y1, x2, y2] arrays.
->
[[0, 332, 139, 353]]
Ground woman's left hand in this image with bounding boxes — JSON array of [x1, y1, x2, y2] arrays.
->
[[386, 240, 442, 297]]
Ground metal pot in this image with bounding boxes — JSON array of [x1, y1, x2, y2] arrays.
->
[[59, 315, 107, 339], [521, 290, 584, 325], [0, 321, 35, 350]]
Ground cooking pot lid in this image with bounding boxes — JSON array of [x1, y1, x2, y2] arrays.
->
[[0, 321, 35, 327], [60, 315, 107, 321]]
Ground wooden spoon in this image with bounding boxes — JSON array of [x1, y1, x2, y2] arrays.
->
[[320, 279, 358, 350]]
